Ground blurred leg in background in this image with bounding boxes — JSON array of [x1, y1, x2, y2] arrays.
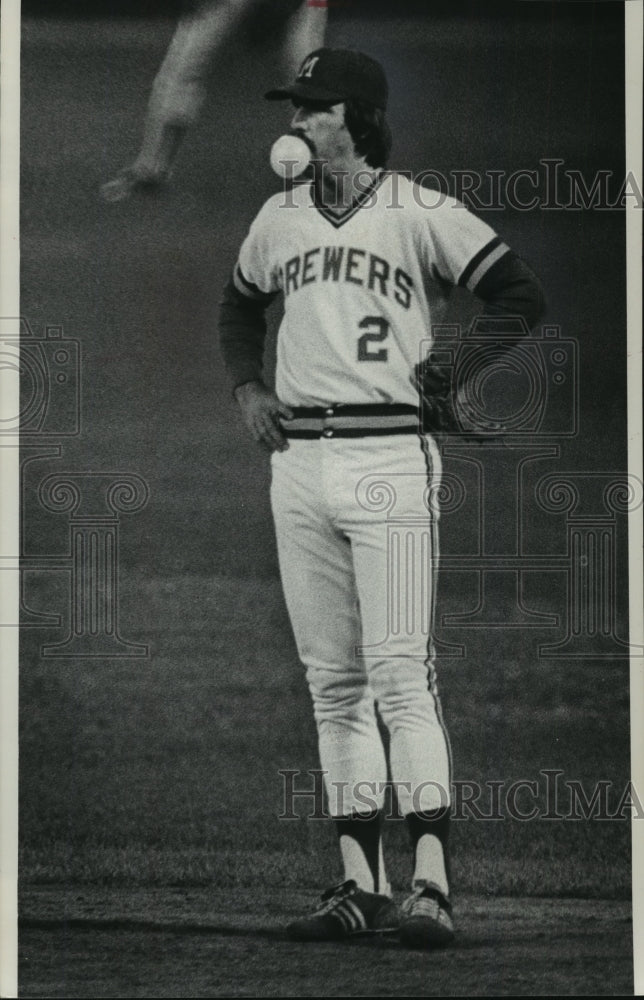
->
[[100, 0, 328, 202]]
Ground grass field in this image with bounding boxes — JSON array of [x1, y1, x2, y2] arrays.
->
[[16, 4, 635, 995], [20, 574, 632, 898]]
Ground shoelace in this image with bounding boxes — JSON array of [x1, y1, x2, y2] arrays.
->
[[315, 880, 355, 913], [402, 884, 451, 917], [401, 886, 426, 915]]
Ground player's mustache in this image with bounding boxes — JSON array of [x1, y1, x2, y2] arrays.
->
[[289, 128, 317, 158]]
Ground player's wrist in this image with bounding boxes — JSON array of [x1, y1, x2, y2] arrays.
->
[[233, 379, 265, 402]]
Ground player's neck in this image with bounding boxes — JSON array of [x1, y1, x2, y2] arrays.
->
[[314, 155, 380, 215]]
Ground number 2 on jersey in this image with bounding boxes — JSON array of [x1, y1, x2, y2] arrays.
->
[[357, 316, 389, 362]]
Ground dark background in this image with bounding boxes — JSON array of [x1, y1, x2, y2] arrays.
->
[[22, 0, 616, 18]]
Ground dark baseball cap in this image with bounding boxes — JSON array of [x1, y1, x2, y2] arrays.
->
[[265, 48, 388, 110]]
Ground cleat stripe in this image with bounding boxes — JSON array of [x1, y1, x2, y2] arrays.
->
[[333, 907, 352, 933], [338, 901, 359, 932], [344, 898, 368, 931]]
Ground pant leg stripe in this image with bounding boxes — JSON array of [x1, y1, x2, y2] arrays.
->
[[418, 432, 454, 792]]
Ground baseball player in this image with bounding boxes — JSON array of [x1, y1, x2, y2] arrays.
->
[[219, 48, 545, 946], [100, 0, 328, 202]]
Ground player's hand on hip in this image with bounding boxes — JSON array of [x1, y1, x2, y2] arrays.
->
[[234, 380, 294, 453]]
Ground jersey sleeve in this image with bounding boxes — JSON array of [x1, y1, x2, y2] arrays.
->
[[233, 199, 282, 303], [425, 196, 511, 294]]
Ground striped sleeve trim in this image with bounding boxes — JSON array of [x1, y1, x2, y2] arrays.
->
[[457, 237, 510, 293], [233, 264, 276, 303]]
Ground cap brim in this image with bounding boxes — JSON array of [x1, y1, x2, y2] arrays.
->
[[264, 82, 345, 103]]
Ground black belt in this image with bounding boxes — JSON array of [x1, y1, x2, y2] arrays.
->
[[282, 403, 420, 439]]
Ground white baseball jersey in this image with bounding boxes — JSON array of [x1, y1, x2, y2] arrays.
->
[[233, 172, 509, 406]]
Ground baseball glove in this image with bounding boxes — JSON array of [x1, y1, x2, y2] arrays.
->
[[414, 353, 504, 442]]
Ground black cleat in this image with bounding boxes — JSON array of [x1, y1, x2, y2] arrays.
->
[[287, 879, 400, 941], [399, 880, 455, 948]]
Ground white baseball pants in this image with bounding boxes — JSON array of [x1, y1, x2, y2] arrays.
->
[[270, 433, 452, 818]]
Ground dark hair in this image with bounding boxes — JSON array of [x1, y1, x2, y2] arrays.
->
[[344, 99, 392, 169]]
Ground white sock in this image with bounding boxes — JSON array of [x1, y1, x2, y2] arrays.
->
[[339, 834, 390, 895], [413, 833, 449, 896]]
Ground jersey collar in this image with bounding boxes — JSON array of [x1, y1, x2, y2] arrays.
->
[[312, 170, 388, 228]]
